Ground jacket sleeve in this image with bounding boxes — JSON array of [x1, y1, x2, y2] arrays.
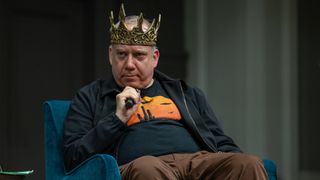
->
[[63, 83, 126, 171], [192, 87, 242, 153]]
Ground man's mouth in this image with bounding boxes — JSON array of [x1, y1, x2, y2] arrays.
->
[[123, 74, 136, 78]]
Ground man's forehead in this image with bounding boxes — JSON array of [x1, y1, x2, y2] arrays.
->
[[112, 44, 152, 51]]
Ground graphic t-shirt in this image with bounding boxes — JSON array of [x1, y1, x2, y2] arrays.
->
[[116, 80, 201, 165]]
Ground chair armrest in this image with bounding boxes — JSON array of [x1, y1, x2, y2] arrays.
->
[[63, 154, 121, 180], [262, 159, 277, 180]]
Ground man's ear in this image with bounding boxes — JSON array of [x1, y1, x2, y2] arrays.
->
[[153, 48, 160, 68], [108, 46, 113, 65]]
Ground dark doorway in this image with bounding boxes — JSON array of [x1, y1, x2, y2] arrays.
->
[[298, 0, 320, 171]]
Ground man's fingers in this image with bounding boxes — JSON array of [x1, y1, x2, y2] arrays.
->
[[115, 86, 141, 123], [122, 86, 140, 104]]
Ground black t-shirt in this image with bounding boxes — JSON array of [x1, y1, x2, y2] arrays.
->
[[116, 80, 201, 165]]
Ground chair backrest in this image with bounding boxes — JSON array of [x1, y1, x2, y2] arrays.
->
[[43, 100, 71, 179]]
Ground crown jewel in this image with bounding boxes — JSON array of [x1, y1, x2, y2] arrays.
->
[[109, 4, 161, 46]]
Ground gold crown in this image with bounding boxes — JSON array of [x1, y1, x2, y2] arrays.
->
[[109, 4, 161, 46]]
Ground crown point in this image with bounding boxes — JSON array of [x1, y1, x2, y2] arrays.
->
[[149, 18, 156, 31], [157, 14, 161, 29], [110, 10, 114, 21], [139, 12, 144, 19], [138, 13, 144, 31], [109, 11, 116, 29], [119, 3, 126, 22]]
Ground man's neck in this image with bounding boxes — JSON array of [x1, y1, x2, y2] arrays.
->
[[144, 79, 154, 89]]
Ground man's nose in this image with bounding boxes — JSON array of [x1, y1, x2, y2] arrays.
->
[[125, 55, 135, 69]]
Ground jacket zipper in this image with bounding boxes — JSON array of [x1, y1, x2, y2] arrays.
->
[[179, 83, 218, 152]]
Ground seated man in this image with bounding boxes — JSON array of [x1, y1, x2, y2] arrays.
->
[[63, 4, 267, 180]]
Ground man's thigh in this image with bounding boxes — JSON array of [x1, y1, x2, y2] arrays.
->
[[120, 151, 267, 180], [160, 151, 267, 180]]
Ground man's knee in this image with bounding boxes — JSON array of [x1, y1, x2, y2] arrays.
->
[[129, 156, 162, 171], [229, 154, 267, 177], [228, 154, 264, 169]]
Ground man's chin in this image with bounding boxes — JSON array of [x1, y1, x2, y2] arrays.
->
[[122, 81, 140, 88], [120, 78, 151, 89]]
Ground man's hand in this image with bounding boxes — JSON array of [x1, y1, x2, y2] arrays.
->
[[115, 86, 140, 123]]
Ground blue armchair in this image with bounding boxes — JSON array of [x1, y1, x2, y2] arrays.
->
[[43, 100, 277, 180], [44, 100, 121, 180]]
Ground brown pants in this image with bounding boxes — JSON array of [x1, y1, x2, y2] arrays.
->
[[120, 151, 268, 180]]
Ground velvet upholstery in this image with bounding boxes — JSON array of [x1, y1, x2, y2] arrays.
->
[[44, 100, 121, 180], [43, 100, 277, 180]]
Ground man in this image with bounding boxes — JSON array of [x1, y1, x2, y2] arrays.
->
[[63, 4, 267, 180]]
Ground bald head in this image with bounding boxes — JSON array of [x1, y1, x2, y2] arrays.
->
[[114, 15, 152, 33]]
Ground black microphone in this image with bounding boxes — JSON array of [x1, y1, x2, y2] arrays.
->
[[124, 88, 140, 109], [125, 98, 135, 109]]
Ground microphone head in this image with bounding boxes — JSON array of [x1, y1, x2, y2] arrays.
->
[[125, 98, 135, 109]]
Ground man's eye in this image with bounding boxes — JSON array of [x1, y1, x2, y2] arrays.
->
[[135, 53, 146, 60], [117, 52, 126, 58]]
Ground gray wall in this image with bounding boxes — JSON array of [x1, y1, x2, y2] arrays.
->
[[185, 0, 298, 180], [186, 0, 320, 180]]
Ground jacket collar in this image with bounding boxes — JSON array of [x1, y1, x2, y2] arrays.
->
[[100, 77, 121, 98]]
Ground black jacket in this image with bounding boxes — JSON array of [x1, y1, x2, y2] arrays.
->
[[63, 70, 241, 171]]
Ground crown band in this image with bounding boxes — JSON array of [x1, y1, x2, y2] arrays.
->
[[109, 4, 161, 46]]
